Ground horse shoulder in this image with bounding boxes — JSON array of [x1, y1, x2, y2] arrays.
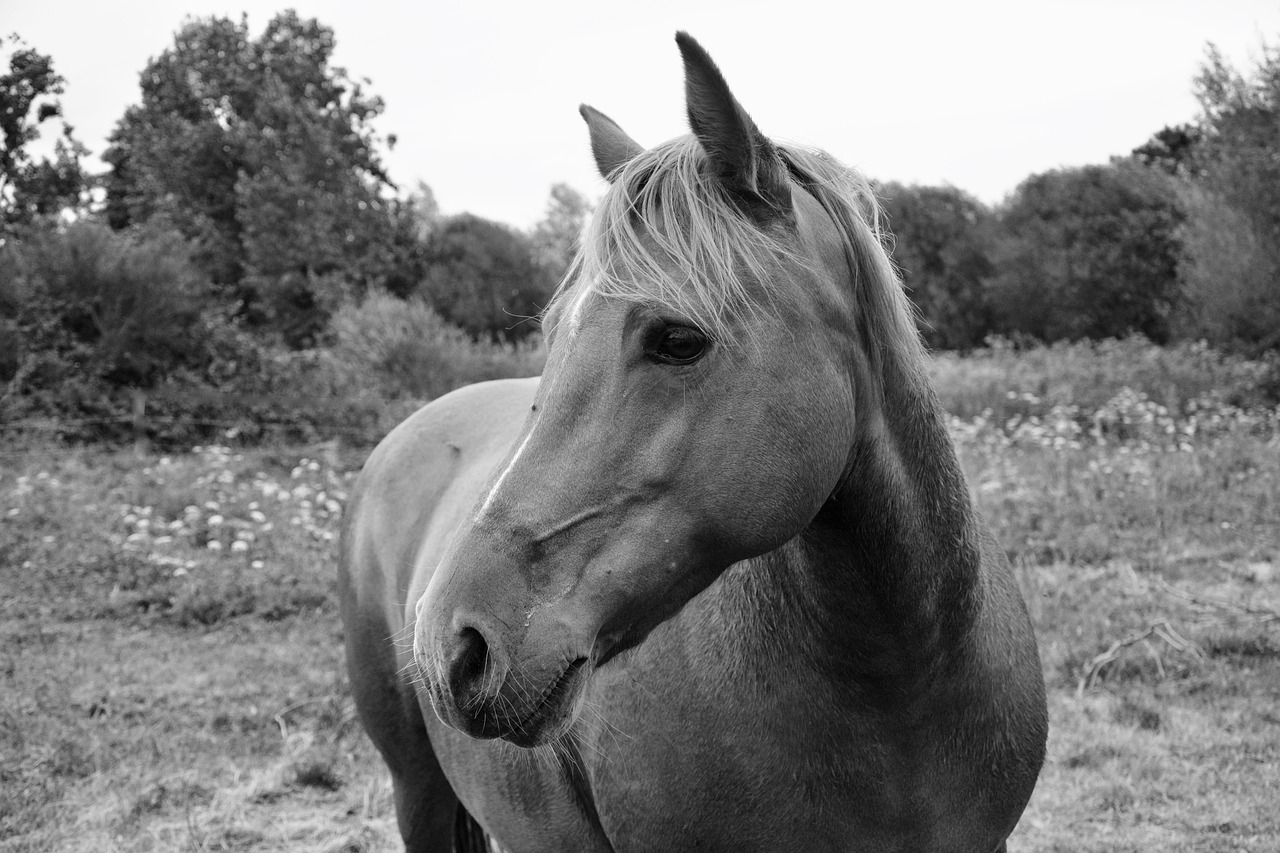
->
[[340, 377, 540, 635]]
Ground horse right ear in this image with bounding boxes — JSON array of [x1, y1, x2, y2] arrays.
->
[[580, 104, 644, 181]]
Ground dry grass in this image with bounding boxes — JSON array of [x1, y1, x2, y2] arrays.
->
[[2, 343, 1279, 851]]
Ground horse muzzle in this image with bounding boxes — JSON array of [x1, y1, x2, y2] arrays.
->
[[414, 604, 592, 747]]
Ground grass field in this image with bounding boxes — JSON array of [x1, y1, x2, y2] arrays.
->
[[2, 355, 1279, 851]]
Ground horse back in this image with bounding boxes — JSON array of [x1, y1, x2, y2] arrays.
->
[[341, 376, 539, 639]]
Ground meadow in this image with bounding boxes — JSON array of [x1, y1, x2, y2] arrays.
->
[[1, 339, 1278, 852]]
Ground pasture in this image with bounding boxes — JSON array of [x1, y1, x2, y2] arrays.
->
[[2, 345, 1279, 852]]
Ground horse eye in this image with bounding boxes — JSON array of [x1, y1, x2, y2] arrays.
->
[[649, 326, 708, 365]]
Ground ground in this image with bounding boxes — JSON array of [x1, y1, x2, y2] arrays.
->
[[1, 396, 1278, 851]]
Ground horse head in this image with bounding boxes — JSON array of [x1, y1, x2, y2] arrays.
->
[[414, 33, 894, 747]]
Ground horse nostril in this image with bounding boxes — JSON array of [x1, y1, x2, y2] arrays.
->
[[446, 625, 490, 703]]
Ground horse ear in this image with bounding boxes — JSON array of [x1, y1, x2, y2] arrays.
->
[[675, 32, 792, 217], [580, 104, 644, 182]]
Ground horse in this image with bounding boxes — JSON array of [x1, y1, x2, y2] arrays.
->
[[339, 32, 1047, 853]]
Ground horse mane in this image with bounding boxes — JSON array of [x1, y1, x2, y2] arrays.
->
[[543, 134, 926, 383]]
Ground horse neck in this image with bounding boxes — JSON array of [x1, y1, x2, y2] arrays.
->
[[760, 341, 985, 688]]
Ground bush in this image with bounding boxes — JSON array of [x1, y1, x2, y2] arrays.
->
[[0, 225, 406, 448], [329, 291, 545, 401], [2, 221, 207, 388]]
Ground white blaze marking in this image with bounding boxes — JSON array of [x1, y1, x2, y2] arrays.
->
[[566, 283, 595, 332], [477, 418, 538, 518]]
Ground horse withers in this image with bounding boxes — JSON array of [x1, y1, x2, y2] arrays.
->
[[340, 32, 1047, 852]]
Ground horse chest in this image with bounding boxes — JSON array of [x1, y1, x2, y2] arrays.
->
[[572, 621, 935, 851]]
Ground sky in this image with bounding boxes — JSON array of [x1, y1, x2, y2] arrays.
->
[[5, 0, 1280, 229]]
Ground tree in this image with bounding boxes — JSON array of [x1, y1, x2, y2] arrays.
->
[[879, 183, 996, 350], [419, 214, 557, 342], [0, 35, 87, 237], [1132, 124, 1203, 179], [530, 182, 592, 284], [101, 12, 407, 341], [987, 164, 1183, 344], [1174, 41, 1280, 350]]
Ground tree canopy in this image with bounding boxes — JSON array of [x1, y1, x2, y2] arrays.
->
[[986, 164, 1183, 344], [101, 11, 409, 342], [880, 183, 995, 350], [530, 182, 593, 284], [1174, 42, 1280, 349], [0, 35, 87, 238], [419, 214, 557, 342]]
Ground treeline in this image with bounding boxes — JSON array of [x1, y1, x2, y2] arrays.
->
[[1, 14, 1278, 446], [883, 43, 1280, 353], [0, 14, 584, 444]]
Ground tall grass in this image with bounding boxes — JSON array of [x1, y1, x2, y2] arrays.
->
[[931, 337, 1279, 421]]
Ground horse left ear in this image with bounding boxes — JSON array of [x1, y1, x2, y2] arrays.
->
[[676, 32, 792, 217], [580, 104, 644, 182]]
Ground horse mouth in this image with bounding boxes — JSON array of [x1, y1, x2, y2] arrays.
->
[[449, 656, 589, 747], [505, 656, 588, 746]]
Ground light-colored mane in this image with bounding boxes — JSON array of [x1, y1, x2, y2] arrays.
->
[[543, 135, 925, 375]]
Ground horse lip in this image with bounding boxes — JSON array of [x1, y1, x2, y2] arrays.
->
[[437, 656, 589, 746], [498, 656, 589, 747]]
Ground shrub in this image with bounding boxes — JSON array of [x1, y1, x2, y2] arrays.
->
[[3, 221, 208, 388], [0, 234, 402, 448], [329, 291, 545, 401]]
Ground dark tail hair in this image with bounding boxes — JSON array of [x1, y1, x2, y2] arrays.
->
[[453, 803, 489, 853]]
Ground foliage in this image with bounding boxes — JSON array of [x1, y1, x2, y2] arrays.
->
[[0, 222, 207, 391], [986, 164, 1184, 344], [101, 12, 409, 342], [418, 214, 558, 342], [530, 182, 593, 284], [1172, 42, 1280, 351], [0, 35, 87, 237], [328, 290, 545, 401], [880, 182, 995, 350], [1174, 180, 1279, 349], [0, 224, 404, 448], [1131, 123, 1203, 179]]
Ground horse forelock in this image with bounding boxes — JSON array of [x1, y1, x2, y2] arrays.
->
[[544, 135, 806, 342], [543, 135, 924, 373]]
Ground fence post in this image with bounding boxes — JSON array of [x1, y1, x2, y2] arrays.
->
[[132, 389, 148, 458]]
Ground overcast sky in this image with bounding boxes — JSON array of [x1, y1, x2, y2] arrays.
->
[[6, 1, 1279, 228]]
